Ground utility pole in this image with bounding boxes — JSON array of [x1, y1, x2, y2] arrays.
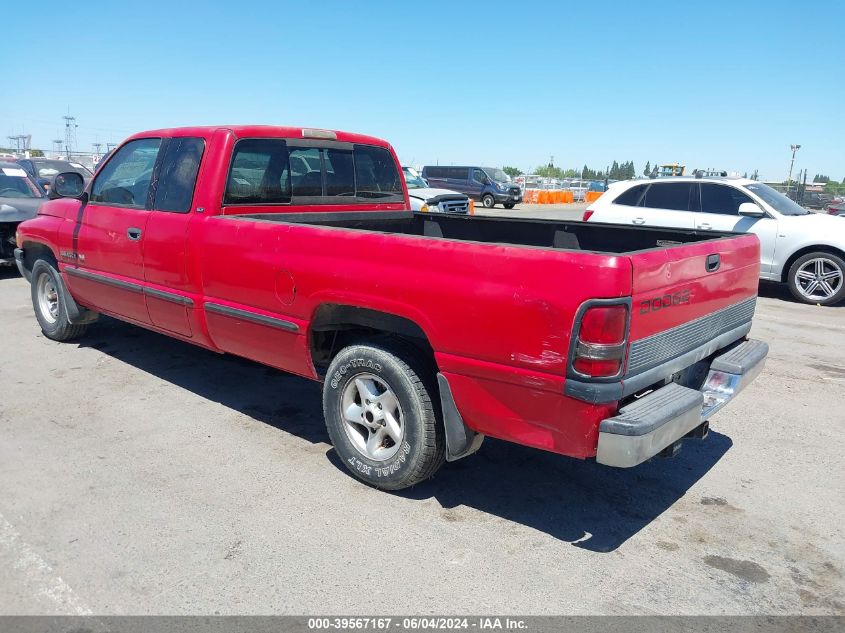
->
[[63, 115, 78, 159], [787, 144, 801, 194], [52, 139, 63, 157]]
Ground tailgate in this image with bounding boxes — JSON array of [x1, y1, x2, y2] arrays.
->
[[622, 233, 760, 390]]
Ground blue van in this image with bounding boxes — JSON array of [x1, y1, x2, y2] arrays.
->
[[421, 166, 522, 209]]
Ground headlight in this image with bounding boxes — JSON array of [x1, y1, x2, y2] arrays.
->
[[420, 204, 429, 213], [496, 182, 508, 192]]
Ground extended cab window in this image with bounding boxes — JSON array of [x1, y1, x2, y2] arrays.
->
[[700, 183, 754, 215], [91, 138, 161, 208], [643, 182, 694, 211], [154, 137, 205, 213], [224, 139, 291, 205], [353, 145, 403, 201]]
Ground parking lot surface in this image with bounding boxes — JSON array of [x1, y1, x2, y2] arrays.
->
[[1, 256, 843, 615]]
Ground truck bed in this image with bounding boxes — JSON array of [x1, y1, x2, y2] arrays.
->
[[222, 210, 740, 254]]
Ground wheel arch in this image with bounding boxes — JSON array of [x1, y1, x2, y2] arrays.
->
[[780, 244, 845, 283], [308, 303, 436, 378]]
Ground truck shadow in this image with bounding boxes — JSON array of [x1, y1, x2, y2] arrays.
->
[[79, 316, 731, 553]]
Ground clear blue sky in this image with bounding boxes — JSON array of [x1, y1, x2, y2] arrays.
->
[[3, 0, 843, 180]]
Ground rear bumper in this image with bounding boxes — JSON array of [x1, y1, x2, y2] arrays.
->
[[596, 339, 767, 468]]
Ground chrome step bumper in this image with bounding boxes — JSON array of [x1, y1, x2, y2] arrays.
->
[[596, 339, 768, 468]]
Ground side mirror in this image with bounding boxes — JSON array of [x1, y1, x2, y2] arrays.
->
[[49, 172, 86, 200], [738, 202, 765, 218]]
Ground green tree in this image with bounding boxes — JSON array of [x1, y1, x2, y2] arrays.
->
[[813, 174, 830, 183], [29, 149, 44, 157], [643, 161, 650, 177], [535, 165, 564, 179], [502, 166, 523, 177]]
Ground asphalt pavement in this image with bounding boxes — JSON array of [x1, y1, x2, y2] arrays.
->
[[0, 242, 843, 615]]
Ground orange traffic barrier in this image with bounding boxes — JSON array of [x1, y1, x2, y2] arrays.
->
[[565, 191, 574, 203], [539, 190, 550, 204], [585, 191, 603, 203], [469, 199, 475, 215]]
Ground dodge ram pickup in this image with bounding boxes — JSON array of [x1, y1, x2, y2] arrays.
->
[[15, 125, 768, 490]]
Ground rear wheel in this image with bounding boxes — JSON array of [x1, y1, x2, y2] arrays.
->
[[30, 259, 88, 341], [481, 194, 495, 209], [322, 339, 445, 490], [787, 252, 845, 305]]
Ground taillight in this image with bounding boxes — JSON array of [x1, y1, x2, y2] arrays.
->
[[582, 210, 594, 221], [572, 303, 628, 378]]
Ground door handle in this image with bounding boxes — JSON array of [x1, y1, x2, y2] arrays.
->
[[706, 254, 721, 272], [127, 227, 142, 241], [632, 217, 646, 225], [698, 223, 712, 230]]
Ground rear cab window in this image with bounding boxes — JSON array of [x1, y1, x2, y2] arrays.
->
[[223, 138, 403, 207]]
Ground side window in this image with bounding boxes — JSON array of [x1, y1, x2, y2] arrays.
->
[[643, 183, 693, 211], [224, 139, 290, 205], [447, 167, 469, 180], [289, 147, 322, 196], [154, 137, 205, 213], [91, 138, 161, 208], [425, 167, 445, 179], [324, 148, 354, 197], [700, 183, 754, 215], [472, 169, 489, 185], [614, 184, 647, 206], [353, 145, 403, 200]]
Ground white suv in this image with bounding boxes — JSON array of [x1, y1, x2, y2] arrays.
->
[[585, 177, 845, 305]]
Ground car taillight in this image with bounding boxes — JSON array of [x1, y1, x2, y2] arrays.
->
[[582, 210, 594, 221], [572, 303, 628, 378]]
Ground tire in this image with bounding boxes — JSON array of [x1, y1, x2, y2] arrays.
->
[[30, 259, 88, 341], [787, 251, 845, 306], [481, 194, 495, 209], [322, 338, 445, 490], [503, 203, 515, 209]]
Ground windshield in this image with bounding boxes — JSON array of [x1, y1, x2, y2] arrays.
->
[[483, 168, 511, 183], [402, 167, 427, 189], [32, 160, 93, 180], [0, 168, 43, 198], [744, 183, 810, 216]]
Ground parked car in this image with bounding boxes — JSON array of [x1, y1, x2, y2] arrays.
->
[[566, 180, 590, 201], [0, 162, 46, 266], [421, 165, 522, 209], [827, 201, 845, 217], [584, 176, 845, 305], [17, 158, 93, 193], [15, 125, 766, 490], [402, 167, 470, 214]]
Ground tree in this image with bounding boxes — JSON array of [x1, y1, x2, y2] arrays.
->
[[535, 165, 564, 179], [30, 149, 44, 157], [643, 161, 650, 177], [502, 166, 523, 177], [813, 174, 830, 183]]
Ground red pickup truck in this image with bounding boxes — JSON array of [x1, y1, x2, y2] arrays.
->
[[14, 125, 768, 490]]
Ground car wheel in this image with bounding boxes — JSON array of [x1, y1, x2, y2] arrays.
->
[[323, 339, 446, 490], [503, 203, 515, 209], [30, 259, 89, 341], [482, 194, 495, 208], [787, 252, 845, 305]]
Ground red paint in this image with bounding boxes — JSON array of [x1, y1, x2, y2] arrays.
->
[[17, 125, 761, 461]]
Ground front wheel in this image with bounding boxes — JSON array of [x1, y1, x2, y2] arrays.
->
[[30, 259, 88, 341], [787, 252, 845, 305], [503, 203, 516, 209], [481, 194, 495, 209], [322, 339, 445, 490]]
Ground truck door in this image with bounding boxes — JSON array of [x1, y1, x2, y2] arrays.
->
[[695, 183, 777, 275], [66, 138, 162, 324], [142, 136, 206, 337]]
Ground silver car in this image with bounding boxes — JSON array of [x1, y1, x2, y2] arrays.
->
[[403, 167, 470, 214]]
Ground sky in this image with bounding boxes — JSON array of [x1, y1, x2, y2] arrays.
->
[[2, 0, 843, 181]]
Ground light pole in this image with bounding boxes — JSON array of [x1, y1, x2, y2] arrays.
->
[[787, 144, 801, 193]]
